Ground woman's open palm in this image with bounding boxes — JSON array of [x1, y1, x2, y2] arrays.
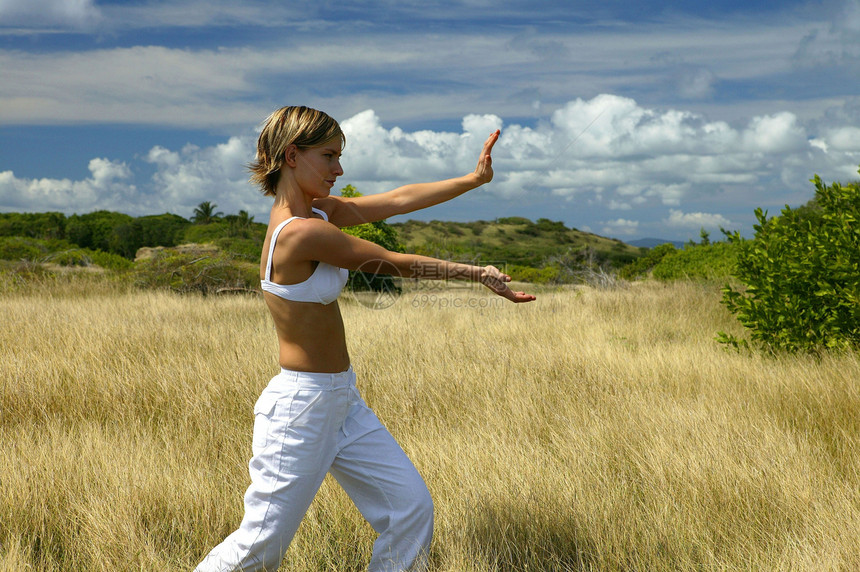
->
[[473, 129, 500, 185]]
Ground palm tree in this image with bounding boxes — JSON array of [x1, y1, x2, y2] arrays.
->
[[192, 201, 223, 224], [236, 210, 254, 227]]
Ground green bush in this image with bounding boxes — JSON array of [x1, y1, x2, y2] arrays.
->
[[47, 249, 93, 267], [47, 248, 133, 272], [651, 242, 738, 281], [66, 211, 134, 254], [0, 237, 50, 261], [133, 248, 259, 295], [182, 221, 230, 244], [719, 171, 860, 353], [507, 264, 560, 284], [0, 212, 66, 239], [0, 237, 89, 261], [617, 243, 677, 280], [339, 185, 405, 293], [535, 218, 567, 233], [112, 213, 191, 258], [495, 216, 531, 225], [85, 250, 134, 272], [214, 237, 263, 262]]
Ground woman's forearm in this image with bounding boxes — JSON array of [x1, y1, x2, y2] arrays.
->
[[389, 174, 483, 216], [388, 253, 482, 282]]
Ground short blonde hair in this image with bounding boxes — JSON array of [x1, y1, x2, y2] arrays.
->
[[248, 106, 345, 197]]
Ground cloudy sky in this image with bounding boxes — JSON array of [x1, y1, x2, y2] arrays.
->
[[1, 0, 859, 242]]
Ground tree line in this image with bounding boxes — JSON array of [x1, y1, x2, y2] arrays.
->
[[0, 202, 260, 260]]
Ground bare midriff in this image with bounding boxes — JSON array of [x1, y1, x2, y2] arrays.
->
[[263, 292, 350, 373]]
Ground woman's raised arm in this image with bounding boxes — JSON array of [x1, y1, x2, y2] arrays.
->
[[319, 130, 500, 228]]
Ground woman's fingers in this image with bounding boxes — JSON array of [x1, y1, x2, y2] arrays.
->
[[474, 130, 500, 183], [483, 130, 500, 155]]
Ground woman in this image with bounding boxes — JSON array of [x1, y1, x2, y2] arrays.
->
[[195, 106, 535, 572]]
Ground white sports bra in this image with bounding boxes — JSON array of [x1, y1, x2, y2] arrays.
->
[[260, 207, 349, 305]]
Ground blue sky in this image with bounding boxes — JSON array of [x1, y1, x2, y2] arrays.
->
[[1, 0, 859, 242]]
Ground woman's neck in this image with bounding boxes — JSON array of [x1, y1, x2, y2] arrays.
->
[[272, 184, 314, 218]]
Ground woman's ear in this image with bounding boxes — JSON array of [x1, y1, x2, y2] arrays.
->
[[284, 144, 299, 168]]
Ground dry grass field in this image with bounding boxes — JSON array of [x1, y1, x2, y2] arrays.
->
[[1, 273, 858, 571]]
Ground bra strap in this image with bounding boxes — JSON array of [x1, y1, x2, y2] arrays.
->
[[265, 217, 300, 282]]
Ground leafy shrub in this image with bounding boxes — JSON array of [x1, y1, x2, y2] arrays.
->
[[47, 249, 94, 267], [651, 242, 738, 281], [0, 237, 50, 261], [85, 250, 135, 272], [719, 172, 860, 352], [183, 218, 266, 245], [495, 216, 531, 225], [468, 221, 488, 236], [182, 221, 230, 244], [133, 248, 258, 295], [66, 211, 134, 254], [0, 236, 134, 272], [0, 212, 66, 239], [507, 264, 560, 284], [0, 237, 92, 261], [617, 243, 678, 280], [535, 218, 567, 233], [112, 213, 191, 258], [46, 248, 133, 272], [339, 185, 405, 293], [214, 237, 263, 262]]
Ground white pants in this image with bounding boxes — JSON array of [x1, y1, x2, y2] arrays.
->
[[195, 367, 433, 572]]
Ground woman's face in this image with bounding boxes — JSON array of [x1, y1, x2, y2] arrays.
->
[[293, 138, 344, 198]]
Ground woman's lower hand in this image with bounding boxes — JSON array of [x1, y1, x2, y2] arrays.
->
[[480, 265, 536, 303]]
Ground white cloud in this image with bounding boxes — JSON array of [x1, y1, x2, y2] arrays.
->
[[676, 67, 717, 99], [0, 158, 133, 213], [742, 112, 808, 153], [821, 126, 860, 152], [607, 200, 632, 211], [340, 110, 499, 188], [601, 218, 639, 236], [665, 209, 733, 230], [0, 137, 267, 218], [0, 94, 855, 238], [792, 0, 860, 71], [0, 0, 102, 28], [144, 136, 265, 216], [0, 10, 831, 129]]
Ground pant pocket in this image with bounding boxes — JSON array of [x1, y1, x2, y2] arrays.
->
[[252, 391, 288, 454]]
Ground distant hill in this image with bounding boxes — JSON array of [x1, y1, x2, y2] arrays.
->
[[391, 217, 643, 269], [628, 237, 686, 249]]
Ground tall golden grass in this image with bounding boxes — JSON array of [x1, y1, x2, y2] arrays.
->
[[1, 274, 858, 571]]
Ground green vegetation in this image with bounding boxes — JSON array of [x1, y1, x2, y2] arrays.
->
[[66, 210, 135, 253], [133, 246, 258, 295], [191, 200, 224, 224], [617, 243, 677, 280], [651, 241, 738, 281], [0, 211, 66, 239], [719, 172, 860, 353], [615, 231, 739, 283], [339, 185, 405, 293], [0, 236, 133, 272], [393, 216, 641, 285]]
